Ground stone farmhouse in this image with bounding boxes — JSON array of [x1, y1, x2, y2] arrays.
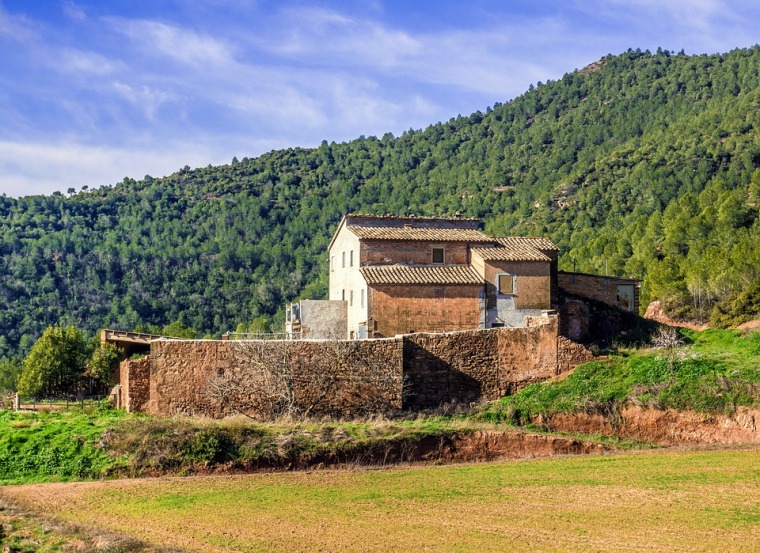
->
[[106, 214, 641, 419], [286, 214, 638, 341]]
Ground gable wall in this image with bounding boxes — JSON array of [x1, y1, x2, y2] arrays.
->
[[369, 284, 483, 337]]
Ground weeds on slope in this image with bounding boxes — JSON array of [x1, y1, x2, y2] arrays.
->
[[479, 328, 760, 424]]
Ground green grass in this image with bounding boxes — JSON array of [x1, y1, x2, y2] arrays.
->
[[481, 328, 760, 423], [0, 407, 495, 485], [5, 448, 759, 552], [0, 404, 126, 485]]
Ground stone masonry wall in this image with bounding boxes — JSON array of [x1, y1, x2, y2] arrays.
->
[[403, 318, 559, 409], [370, 284, 482, 337], [148, 338, 403, 419], [557, 336, 596, 374], [119, 357, 150, 413], [133, 318, 590, 418], [558, 271, 640, 312]]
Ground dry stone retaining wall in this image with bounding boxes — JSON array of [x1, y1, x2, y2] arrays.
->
[[130, 318, 589, 418]]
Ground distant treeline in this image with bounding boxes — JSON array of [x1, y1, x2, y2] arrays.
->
[[0, 46, 758, 362]]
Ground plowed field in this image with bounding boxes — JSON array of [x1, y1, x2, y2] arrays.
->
[[3, 448, 759, 552]]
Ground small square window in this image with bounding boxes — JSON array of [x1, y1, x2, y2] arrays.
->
[[349, 290, 354, 306], [360, 289, 365, 307], [342, 289, 345, 301], [342, 252, 346, 268], [498, 274, 515, 295], [432, 248, 444, 264], [350, 250, 354, 267], [331, 256, 334, 272]]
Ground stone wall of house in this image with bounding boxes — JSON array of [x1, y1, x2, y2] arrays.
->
[[558, 271, 640, 312], [369, 284, 483, 337], [360, 239, 490, 266], [119, 357, 151, 413], [148, 338, 403, 419]]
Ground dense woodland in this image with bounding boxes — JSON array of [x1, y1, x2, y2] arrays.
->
[[1, 47, 760, 363]]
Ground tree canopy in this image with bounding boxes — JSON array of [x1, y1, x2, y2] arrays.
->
[[1, 47, 760, 360], [17, 326, 89, 397]]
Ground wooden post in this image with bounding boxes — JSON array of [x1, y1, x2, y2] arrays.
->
[[13, 393, 19, 411]]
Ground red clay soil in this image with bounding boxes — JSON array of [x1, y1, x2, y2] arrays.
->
[[737, 319, 760, 331], [184, 430, 616, 476], [643, 301, 709, 331], [537, 405, 760, 446]]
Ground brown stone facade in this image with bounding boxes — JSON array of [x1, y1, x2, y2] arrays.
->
[[122, 317, 593, 419], [360, 239, 490, 266], [472, 259, 551, 310], [369, 284, 482, 337], [118, 357, 150, 413], [558, 271, 640, 313]]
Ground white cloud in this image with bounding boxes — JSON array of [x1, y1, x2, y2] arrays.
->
[[62, 0, 87, 22], [0, 140, 221, 197], [113, 81, 177, 120], [0, 4, 37, 41], [111, 18, 235, 67], [57, 48, 118, 75]]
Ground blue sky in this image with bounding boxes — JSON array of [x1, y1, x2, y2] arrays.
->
[[2, 1, 760, 197]]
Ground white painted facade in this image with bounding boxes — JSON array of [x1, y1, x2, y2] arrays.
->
[[328, 221, 368, 339]]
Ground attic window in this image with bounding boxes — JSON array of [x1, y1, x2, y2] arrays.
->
[[432, 248, 444, 264], [498, 273, 516, 295]]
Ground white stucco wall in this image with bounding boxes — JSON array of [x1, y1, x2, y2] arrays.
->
[[328, 224, 368, 338]]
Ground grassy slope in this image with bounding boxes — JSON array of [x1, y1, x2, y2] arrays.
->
[[482, 329, 760, 423], [1, 330, 758, 486], [4, 448, 759, 552]]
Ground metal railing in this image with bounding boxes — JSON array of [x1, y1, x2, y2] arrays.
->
[[225, 332, 302, 341]]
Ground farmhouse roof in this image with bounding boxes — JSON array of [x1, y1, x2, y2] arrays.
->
[[360, 265, 483, 285], [348, 226, 492, 242], [494, 236, 559, 252]]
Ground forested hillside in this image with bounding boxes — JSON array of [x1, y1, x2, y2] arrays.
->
[[1, 46, 759, 360]]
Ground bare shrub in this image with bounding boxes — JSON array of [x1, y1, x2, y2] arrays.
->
[[205, 335, 403, 421], [650, 327, 684, 371]]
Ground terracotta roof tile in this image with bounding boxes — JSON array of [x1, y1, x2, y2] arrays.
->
[[349, 226, 492, 242], [494, 236, 559, 252], [360, 265, 483, 285], [346, 212, 480, 222], [472, 244, 551, 262]]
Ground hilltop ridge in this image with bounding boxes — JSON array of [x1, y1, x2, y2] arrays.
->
[[0, 47, 759, 359]]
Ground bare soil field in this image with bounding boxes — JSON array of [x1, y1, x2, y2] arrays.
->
[[2, 447, 759, 552]]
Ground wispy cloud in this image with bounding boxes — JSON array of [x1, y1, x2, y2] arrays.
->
[[113, 81, 177, 120], [0, 139, 221, 196], [2, 2, 760, 197], [0, 3, 37, 41], [62, 0, 87, 22], [111, 18, 235, 67], [56, 48, 118, 75]]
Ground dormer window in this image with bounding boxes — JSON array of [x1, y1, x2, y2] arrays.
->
[[432, 247, 444, 264]]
